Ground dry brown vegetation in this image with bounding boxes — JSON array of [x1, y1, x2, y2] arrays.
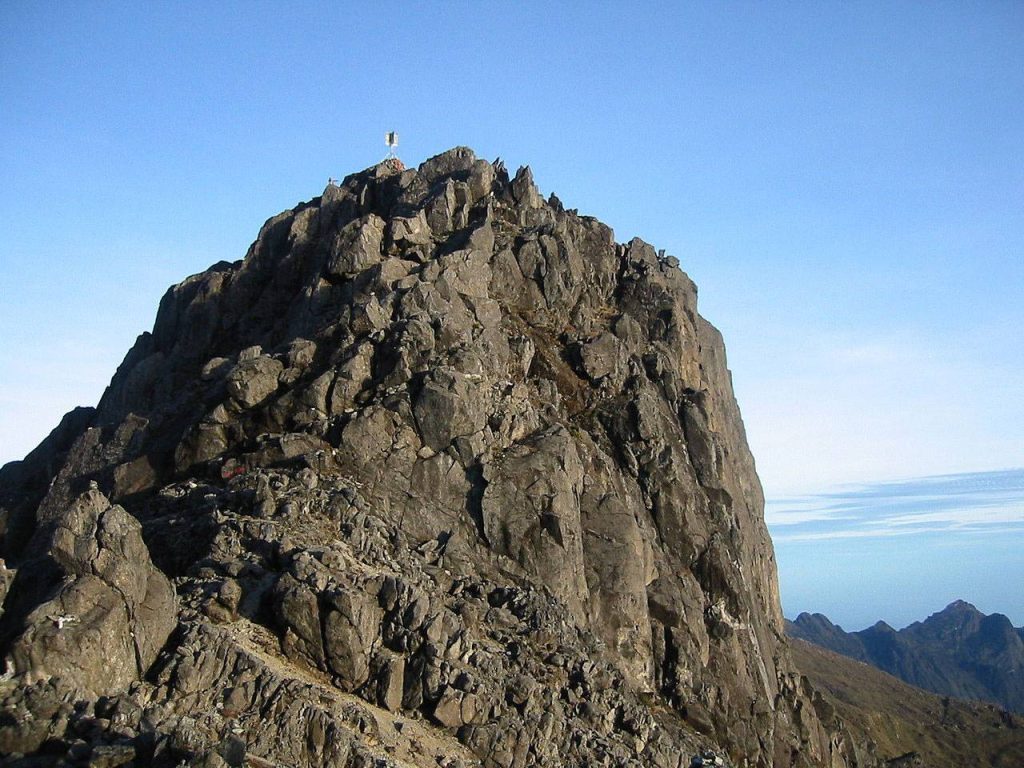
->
[[791, 638, 1024, 767]]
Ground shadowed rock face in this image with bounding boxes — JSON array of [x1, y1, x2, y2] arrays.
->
[[0, 149, 868, 767]]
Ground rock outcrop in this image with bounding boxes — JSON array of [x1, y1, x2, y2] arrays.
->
[[7, 487, 175, 698], [0, 148, 869, 767]]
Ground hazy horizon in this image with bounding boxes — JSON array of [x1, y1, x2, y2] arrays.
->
[[769, 467, 1024, 629]]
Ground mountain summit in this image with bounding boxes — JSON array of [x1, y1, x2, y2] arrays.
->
[[788, 601, 1024, 712], [1, 148, 864, 766]]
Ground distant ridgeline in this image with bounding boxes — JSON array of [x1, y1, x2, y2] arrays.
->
[[787, 600, 1024, 712]]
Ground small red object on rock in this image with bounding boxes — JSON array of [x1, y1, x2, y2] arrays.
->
[[220, 461, 246, 480]]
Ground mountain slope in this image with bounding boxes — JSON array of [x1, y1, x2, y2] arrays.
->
[[790, 638, 1024, 768], [788, 601, 1024, 712], [1, 148, 865, 767]]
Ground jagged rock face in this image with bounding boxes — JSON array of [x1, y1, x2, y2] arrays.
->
[[0, 148, 865, 767]]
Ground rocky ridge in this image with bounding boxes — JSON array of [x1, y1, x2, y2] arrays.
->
[[1, 148, 869, 767], [788, 601, 1024, 713]]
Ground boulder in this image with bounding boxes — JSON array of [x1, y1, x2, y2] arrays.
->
[[323, 587, 383, 689], [7, 489, 176, 698], [412, 368, 487, 452], [226, 355, 284, 408], [326, 214, 385, 277]]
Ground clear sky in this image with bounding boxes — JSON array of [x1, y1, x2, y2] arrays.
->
[[2, 2, 1022, 628]]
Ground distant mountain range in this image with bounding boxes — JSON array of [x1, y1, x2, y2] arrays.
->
[[787, 600, 1024, 713]]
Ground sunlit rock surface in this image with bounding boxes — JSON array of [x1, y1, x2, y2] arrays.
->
[[0, 149, 870, 767]]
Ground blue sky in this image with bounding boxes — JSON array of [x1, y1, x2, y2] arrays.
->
[[769, 468, 1024, 629], [2, 2, 1022, 628]]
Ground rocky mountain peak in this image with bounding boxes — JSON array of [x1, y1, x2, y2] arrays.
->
[[908, 600, 986, 644], [793, 612, 839, 629], [0, 148, 865, 766], [944, 599, 980, 613], [789, 601, 1024, 714]]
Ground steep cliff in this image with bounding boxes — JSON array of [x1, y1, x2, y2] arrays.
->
[[0, 148, 867, 767]]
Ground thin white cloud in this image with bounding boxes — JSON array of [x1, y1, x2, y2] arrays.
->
[[773, 525, 955, 543], [881, 504, 1024, 528], [765, 509, 846, 526], [766, 468, 1024, 542]]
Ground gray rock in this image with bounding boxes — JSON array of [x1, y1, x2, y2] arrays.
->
[[578, 331, 623, 382], [482, 426, 589, 625], [511, 166, 541, 209], [226, 355, 284, 408], [376, 651, 405, 711], [389, 209, 433, 250], [7, 489, 176, 698], [323, 587, 383, 689], [327, 214, 385, 277], [274, 573, 327, 668], [413, 368, 487, 452]]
